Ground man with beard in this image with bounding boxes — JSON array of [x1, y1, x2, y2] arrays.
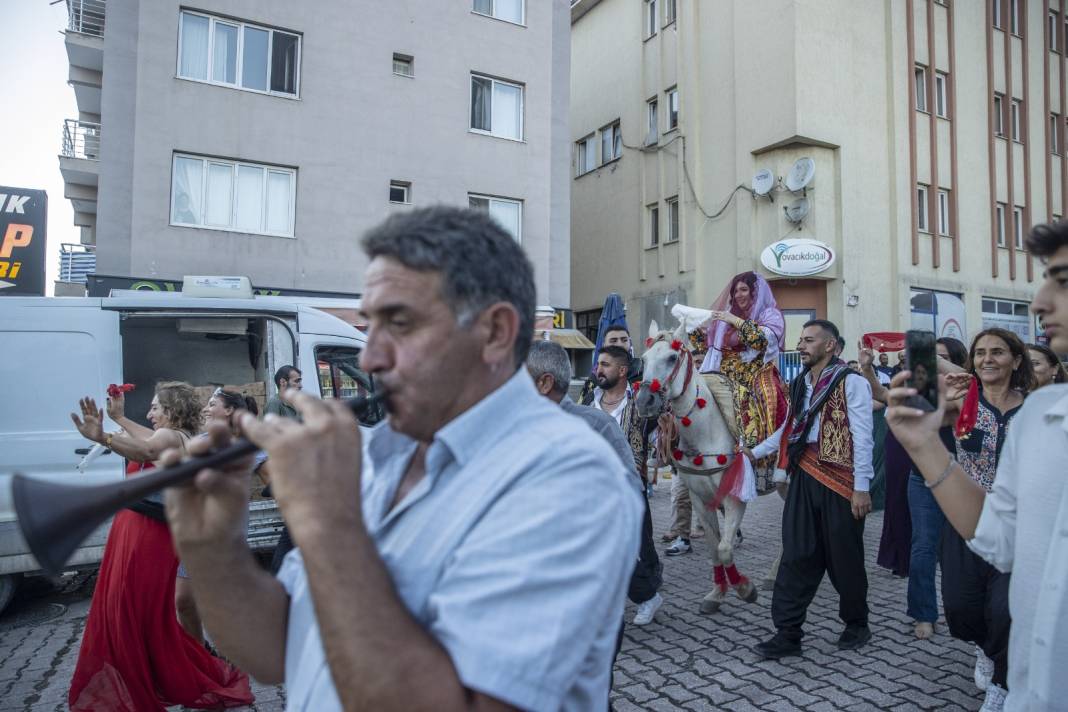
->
[[743, 319, 875, 659], [589, 344, 664, 625], [886, 222, 1068, 709], [162, 206, 643, 711]]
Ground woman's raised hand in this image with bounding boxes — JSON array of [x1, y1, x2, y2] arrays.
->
[[70, 397, 106, 443], [105, 392, 125, 421]]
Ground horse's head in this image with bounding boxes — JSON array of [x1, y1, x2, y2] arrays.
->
[[635, 319, 693, 418]]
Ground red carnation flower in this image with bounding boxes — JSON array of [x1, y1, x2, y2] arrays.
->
[[670, 339, 683, 351], [672, 449, 684, 461], [680, 416, 692, 427], [649, 379, 661, 393], [716, 454, 728, 465], [695, 398, 707, 409], [693, 455, 704, 466], [645, 337, 654, 347]]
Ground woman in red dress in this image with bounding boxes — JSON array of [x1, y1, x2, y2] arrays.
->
[[68, 381, 254, 711]]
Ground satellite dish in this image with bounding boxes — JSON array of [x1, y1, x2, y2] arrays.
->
[[751, 169, 775, 198], [784, 197, 810, 223], [785, 157, 816, 192]]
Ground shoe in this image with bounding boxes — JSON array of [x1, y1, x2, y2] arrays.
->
[[836, 624, 872, 650], [913, 621, 934, 640], [734, 528, 744, 545], [632, 593, 662, 625], [665, 537, 692, 556], [979, 683, 1007, 712], [660, 531, 679, 543], [754, 632, 802, 660], [974, 645, 995, 691]]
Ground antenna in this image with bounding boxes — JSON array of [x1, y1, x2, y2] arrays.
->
[[751, 169, 775, 202], [783, 197, 810, 223], [785, 157, 816, 193]]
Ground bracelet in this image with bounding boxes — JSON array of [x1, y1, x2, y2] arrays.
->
[[104, 433, 114, 450], [926, 455, 956, 490]]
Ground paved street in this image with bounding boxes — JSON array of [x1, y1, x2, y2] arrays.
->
[[0, 478, 982, 711]]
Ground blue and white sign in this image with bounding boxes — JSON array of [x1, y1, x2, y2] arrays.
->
[[760, 238, 835, 277]]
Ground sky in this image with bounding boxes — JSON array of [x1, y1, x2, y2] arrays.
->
[[0, 1, 81, 294]]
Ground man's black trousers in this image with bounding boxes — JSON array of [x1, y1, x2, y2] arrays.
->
[[771, 467, 869, 640], [627, 490, 662, 604]]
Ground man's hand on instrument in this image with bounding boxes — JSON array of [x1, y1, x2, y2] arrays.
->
[[163, 420, 255, 556], [70, 397, 106, 443], [851, 490, 872, 520], [240, 390, 364, 542]]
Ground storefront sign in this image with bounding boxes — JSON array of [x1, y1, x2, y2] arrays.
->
[[0, 187, 47, 296], [760, 238, 835, 277]]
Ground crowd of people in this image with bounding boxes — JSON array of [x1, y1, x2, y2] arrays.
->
[[54, 205, 1067, 712]]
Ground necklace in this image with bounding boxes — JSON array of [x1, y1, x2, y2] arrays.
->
[[600, 393, 625, 408]]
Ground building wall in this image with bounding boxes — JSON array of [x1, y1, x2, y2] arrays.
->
[[93, 0, 571, 306], [571, 0, 1052, 356]]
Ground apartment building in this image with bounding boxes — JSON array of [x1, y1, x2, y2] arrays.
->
[[570, 0, 1058, 361], [58, 0, 572, 308]]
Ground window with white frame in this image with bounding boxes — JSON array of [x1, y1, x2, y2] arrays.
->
[[575, 134, 596, 176], [1051, 10, 1061, 51], [1010, 0, 1020, 35], [178, 11, 299, 97], [645, 0, 657, 38], [472, 0, 524, 25], [935, 71, 949, 118], [914, 65, 928, 112], [917, 185, 929, 232], [393, 53, 413, 77], [1011, 99, 1022, 141], [601, 121, 622, 164], [937, 189, 950, 235], [993, 0, 1003, 28], [666, 87, 679, 130], [471, 74, 523, 140], [171, 154, 295, 237], [648, 204, 659, 247], [663, 0, 677, 26], [646, 98, 658, 144], [1013, 206, 1024, 248], [389, 181, 411, 204], [996, 202, 1007, 246], [666, 196, 679, 242], [1052, 113, 1062, 155], [469, 194, 522, 242], [994, 94, 1005, 135]]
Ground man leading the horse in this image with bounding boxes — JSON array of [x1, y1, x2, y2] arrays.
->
[[744, 319, 875, 659]]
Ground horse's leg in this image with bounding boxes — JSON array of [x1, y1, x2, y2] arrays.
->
[[685, 474, 726, 614], [763, 484, 789, 590], [718, 495, 758, 604]]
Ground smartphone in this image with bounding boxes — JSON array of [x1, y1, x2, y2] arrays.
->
[[905, 330, 939, 411]]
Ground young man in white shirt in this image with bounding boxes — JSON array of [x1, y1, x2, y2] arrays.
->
[[886, 222, 1068, 711]]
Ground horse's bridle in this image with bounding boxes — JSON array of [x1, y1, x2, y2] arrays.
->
[[638, 334, 694, 402]]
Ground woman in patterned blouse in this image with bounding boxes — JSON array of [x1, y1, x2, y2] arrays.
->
[[943, 328, 1035, 711]]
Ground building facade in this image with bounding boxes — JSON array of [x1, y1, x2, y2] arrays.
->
[[570, 0, 1058, 361], [59, 0, 572, 308]]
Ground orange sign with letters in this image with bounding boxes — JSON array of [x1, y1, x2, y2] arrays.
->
[[0, 187, 46, 296]]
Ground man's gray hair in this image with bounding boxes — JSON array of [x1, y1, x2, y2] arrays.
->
[[362, 206, 536, 367], [526, 340, 572, 395]]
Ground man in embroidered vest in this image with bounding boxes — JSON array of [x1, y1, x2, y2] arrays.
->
[[744, 319, 875, 659]]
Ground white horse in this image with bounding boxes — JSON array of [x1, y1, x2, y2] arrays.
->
[[635, 319, 759, 614]]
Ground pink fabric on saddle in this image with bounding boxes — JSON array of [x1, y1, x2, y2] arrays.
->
[[701, 272, 785, 373]]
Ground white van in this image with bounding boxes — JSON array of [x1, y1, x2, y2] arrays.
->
[[0, 282, 377, 613]]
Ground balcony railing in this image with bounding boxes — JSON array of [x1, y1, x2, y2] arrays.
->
[[59, 244, 96, 284], [61, 120, 101, 161], [66, 0, 106, 38]]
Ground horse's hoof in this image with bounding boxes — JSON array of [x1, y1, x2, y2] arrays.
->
[[700, 598, 721, 614], [736, 580, 758, 604]]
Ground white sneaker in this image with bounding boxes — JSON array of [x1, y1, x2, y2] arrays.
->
[[974, 645, 995, 691], [665, 536, 692, 556], [632, 593, 662, 626], [979, 683, 1007, 712]]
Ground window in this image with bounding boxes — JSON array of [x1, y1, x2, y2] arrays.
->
[[663, 0, 677, 26], [981, 298, 1033, 342], [389, 181, 411, 204], [914, 65, 928, 112], [917, 185, 929, 232], [993, 0, 1003, 28], [935, 71, 949, 118], [171, 154, 295, 237], [393, 53, 413, 77], [994, 94, 1005, 135], [1051, 10, 1061, 51], [469, 194, 522, 242], [1011, 99, 1022, 141], [648, 204, 659, 247], [1052, 113, 1062, 155], [472, 0, 524, 25], [470, 74, 523, 140], [1013, 206, 1024, 248], [315, 346, 381, 425], [575, 134, 596, 176], [178, 11, 300, 97], [666, 87, 679, 130], [937, 189, 950, 235], [646, 98, 658, 145], [600, 121, 622, 164], [1010, 0, 1020, 35], [666, 196, 679, 242], [645, 0, 657, 38], [996, 203, 1007, 246]]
